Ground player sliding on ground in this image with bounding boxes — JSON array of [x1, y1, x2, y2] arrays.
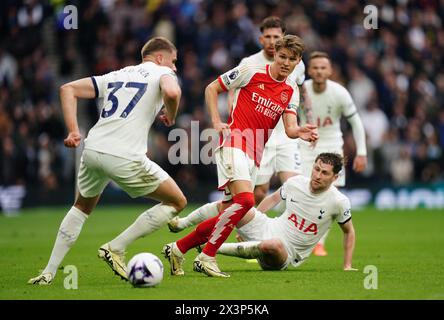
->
[[28, 37, 186, 285], [162, 35, 318, 278], [166, 153, 357, 273]]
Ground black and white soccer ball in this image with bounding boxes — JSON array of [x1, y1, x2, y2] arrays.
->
[[127, 253, 164, 287]]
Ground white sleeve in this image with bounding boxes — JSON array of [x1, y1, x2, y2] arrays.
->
[[218, 64, 254, 91], [91, 72, 115, 98], [347, 113, 367, 156], [336, 197, 352, 225], [341, 88, 367, 156]]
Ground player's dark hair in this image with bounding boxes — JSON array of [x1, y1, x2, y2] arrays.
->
[[309, 51, 331, 62], [141, 37, 176, 59], [315, 153, 344, 174], [275, 35, 304, 58], [260, 16, 286, 33]]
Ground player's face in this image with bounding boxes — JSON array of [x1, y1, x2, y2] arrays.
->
[[260, 27, 284, 59], [159, 50, 178, 72], [273, 48, 301, 78], [310, 159, 338, 192], [308, 57, 332, 85]]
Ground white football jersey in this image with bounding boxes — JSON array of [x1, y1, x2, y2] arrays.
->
[[85, 62, 177, 161], [300, 79, 358, 149], [240, 50, 306, 145], [268, 175, 351, 263]]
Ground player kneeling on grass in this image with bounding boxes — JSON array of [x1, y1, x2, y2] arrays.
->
[[165, 153, 356, 273]]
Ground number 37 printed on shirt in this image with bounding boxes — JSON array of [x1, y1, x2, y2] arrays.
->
[[101, 81, 147, 119]]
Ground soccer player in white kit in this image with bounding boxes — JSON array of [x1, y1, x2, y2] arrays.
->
[[28, 37, 187, 285], [300, 51, 367, 257], [167, 16, 313, 233], [216, 153, 357, 271]]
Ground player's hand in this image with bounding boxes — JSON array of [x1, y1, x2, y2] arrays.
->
[[298, 124, 319, 142], [343, 266, 358, 271], [353, 155, 367, 172], [159, 112, 175, 127], [309, 127, 319, 149], [213, 122, 230, 137], [64, 132, 82, 148]]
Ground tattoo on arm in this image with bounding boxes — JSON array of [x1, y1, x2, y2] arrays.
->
[[300, 84, 314, 124]]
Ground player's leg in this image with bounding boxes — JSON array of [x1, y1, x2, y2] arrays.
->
[[168, 198, 232, 233], [193, 179, 255, 277], [107, 177, 186, 253], [254, 182, 270, 205], [29, 150, 106, 285], [218, 239, 288, 270], [28, 193, 100, 285]]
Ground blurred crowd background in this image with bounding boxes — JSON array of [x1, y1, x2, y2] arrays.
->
[[1, 0, 443, 197]]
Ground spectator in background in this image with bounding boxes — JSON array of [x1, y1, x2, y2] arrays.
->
[[1, 0, 443, 212]]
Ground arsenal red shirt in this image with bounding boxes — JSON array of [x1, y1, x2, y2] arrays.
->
[[217, 64, 300, 166]]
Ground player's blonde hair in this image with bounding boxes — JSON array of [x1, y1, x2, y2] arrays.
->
[[140, 37, 176, 60], [275, 35, 304, 59]]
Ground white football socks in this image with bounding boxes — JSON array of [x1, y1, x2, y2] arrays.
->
[[109, 204, 177, 252], [178, 201, 219, 229], [43, 206, 88, 276], [217, 241, 262, 259]]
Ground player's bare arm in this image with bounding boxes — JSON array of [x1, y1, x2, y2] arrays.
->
[[256, 188, 282, 213], [59, 77, 96, 148], [339, 219, 357, 271], [205, 80, 230, 135], [300, 83, 314, 124], [160, 74, 181, 126], [300, 83, 318, 148], [283, 112, 318, 142]]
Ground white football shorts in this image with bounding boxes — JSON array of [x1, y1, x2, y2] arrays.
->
[[77, 149, 170, 198], [215, 146, 257, 201], [255, 140, 301, 186]]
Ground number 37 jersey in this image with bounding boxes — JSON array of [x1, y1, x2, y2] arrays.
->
[[85, 61, 177, 161]]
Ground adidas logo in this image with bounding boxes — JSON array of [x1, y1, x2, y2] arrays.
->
[[258, 83, 265, 90]]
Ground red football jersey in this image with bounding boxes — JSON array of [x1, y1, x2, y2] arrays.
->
[[217, 64, 299, 165]]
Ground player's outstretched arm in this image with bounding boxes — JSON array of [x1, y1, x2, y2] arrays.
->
[[60, 77, 96, 148], [160, 74, 181, 126], [339, 219, 357, 271], [257, 188, 282, 213], [205, 80, 230, 135], [283, 112, 318, 142]]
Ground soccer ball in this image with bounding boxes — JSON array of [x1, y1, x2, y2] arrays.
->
[[127, 253, 164, 287]]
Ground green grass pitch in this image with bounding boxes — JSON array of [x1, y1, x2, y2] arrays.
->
[[1, 205, 443, 300]]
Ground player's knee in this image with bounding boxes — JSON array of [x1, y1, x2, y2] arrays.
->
[[233, 192, 255, 211], [260, 239, 285, 255], [173, 194, 187, 213], [254, 186, 267, 205]]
